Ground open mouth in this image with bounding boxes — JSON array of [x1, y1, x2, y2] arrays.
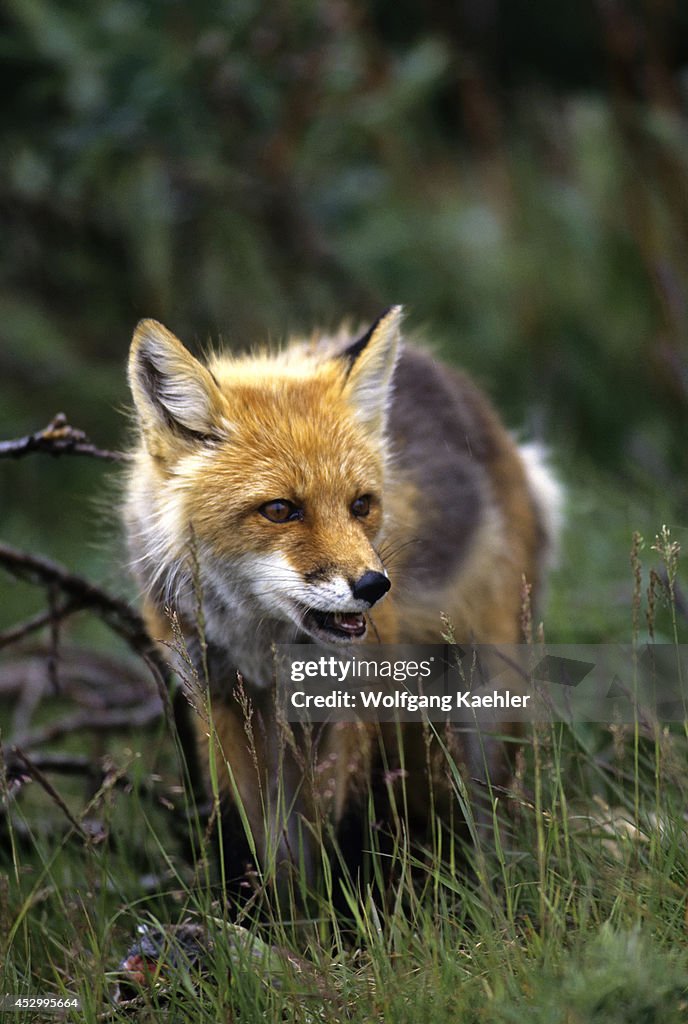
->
[[302, 608, 367, 642]]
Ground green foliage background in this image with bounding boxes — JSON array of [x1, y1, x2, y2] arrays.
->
[[1, 0, 687, 635], [2, 7, 688, 1017]]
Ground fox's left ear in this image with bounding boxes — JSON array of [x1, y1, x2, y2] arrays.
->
[[340, 305, 402, 439]]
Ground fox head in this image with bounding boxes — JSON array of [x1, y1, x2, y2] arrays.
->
[[126, 308, 402, 647]]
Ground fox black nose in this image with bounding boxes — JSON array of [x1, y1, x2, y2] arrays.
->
[[351, 570, 390, 607]]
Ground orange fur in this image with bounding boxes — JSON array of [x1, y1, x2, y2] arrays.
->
[[123, 307, 561, 903]]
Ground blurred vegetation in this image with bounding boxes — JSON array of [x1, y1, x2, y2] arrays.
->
[[2, 5, 688, 1015], [1, 0, 687, 635]]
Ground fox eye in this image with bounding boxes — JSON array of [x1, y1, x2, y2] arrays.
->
[[259, 499, 303, 523], [351, 495, 371, 518]]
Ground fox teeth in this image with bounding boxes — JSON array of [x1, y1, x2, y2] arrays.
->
[[332, 612, 362, 626]]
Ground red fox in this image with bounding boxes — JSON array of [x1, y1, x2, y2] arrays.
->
[[123, 306, 561, 903]]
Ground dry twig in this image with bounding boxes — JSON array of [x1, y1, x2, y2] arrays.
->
[[11, 747, 90, 840], [0, 412, 128, 462], [0, 542, 203, 800], [0, 416, 205, 819]]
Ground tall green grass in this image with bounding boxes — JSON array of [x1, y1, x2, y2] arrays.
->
[[1, 527, 687, 1021]]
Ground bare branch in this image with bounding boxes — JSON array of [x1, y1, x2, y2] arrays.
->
[[0, 647, 151, 702], [2, 749, 209, 825], [0, 601, 81, 650], [11, 747, 89, 840], [0, 542, 204, 800], [0, 412, 129, 462], [13, 698, 163, 749], [4, 751, 93, 777], [0, 542, 158, 657]]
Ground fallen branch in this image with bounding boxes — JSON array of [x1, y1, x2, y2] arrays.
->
[[0, 412, 129, 462], [0, 542, 163, 668], [0, 600, 82, 651], [0, 542, 204, 801], [13, 697, 163, 750], [0, 646, 151, 703]]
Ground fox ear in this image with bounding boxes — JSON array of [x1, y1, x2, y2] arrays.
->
[[128, 320, 224, 440], [341, 305, 402, 438]]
